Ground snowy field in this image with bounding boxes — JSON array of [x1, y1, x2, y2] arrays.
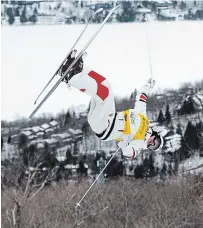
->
[[1, 21, 203, 120]]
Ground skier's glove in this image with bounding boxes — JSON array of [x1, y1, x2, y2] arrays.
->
[[118, 140, 129, 149]]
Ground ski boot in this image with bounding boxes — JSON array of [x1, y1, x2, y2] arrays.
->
[[59, 49, 86, 84]]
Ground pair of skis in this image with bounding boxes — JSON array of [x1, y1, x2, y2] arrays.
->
[[29, 5, 120, 120]]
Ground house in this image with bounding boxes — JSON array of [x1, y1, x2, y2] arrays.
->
[[21, 130, 33, 137], [49, 120, 60, 130], [135, 7, 152, 22], [10, 134, 19, 145], [41, 123, 50, 131], [29, 138, 59, 150], [68, 128, 83, 141], [51, 132, 72, 146], [32, 126, 44, 134]]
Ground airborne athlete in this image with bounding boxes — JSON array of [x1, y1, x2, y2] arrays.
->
[[60, 50, 164, 159]]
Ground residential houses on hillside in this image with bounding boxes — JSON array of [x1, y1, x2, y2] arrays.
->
[[2, 119, 83, 159]]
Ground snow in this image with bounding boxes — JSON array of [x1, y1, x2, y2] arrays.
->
[[32, 126, 44, 133], [37, 142, 44, 149], [165, 140, 181, 153], [149, 122, 159, 127], [68, 129, 83, 135], [49, 120, 59, 126], [11, 134, 18, 139], [165, 134, 181, 140], [28, 135, 37, 140], [56, 156, 66, 162], [1, 21, 203, 120], [51, 133, 71, 139], [21, 127, 33, 131], [42, 138, 58, 144], [179, 153, 203, 174], [151, 124, 170, 137], [21, 130, 32, 136], [29, 138, 58, 146], [135, 8, 152, 13], [41, 123, 50, 129], [45, 128, 54, 132]]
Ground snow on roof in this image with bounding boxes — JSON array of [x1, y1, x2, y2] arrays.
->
[[37, 143, 45, 149], [75, 129, 83, 134], [45, 128, 54, 132], [135, 8, 151, 13], [36, 132, 44, 136], [21, 127, 33, 131], [41, 123, 50, 129], [63, 138, 72, 142], [28, 135, 37, 140], [11, 134, 18, 138], [65, 164, 74, 169], [57, 145, 70, 153], [49, 120, 59, 126], [68, 128, 83, 135], [56, 156, 66, 162], [30, 138, 58, 146], [41, 138, 58, 144], [32, 126, 43, 133], [52, 133, 71, 139], [21, 131, 32, 136]]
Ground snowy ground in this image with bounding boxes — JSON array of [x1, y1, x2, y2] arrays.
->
[[179, 153, 203, 174], [1, 21, 203, 120]]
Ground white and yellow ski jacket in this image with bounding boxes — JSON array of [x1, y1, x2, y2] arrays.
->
[[95, 81, 154, 158]]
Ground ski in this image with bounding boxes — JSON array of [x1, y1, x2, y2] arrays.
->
[[29, 5, 120, 120], [33, 8, 103, 105]]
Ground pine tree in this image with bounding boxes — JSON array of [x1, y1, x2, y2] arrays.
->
[[129, 89, 137, 108], [1, 137, 4, 151], [165, 104, 171, 124], [196, 122, 203, 151], [66, 148, 72, 164], [18, 134, 28, 149], [64, 110, 71, 125], [160, 162, 167, 178], [157, 110, 165, 124], [116, 1, 135, 22], [176, 123, 182, 135], [180, 97, 196, 115], [82, 121, 90, 152], [20, 6, 28, 23], [7, 7, 15, 25], [184, 121, 200, 151]]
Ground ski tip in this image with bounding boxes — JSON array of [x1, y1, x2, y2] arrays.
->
[[34, 101, 37, 105]]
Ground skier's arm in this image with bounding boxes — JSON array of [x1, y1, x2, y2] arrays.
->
[[119, 140, 147, 159], [134, 78, 155, 115]]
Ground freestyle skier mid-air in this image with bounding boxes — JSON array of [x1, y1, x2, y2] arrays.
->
[[60, 50, 164, 159]]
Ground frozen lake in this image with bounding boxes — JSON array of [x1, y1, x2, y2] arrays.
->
[[1, 21, 203, 120]]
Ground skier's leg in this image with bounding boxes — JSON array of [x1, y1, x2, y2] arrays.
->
[[61, 52, 115, 134], [69, 68, 115, 134], [87, 91, 115, 134], [69, 67, 111, 101]]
